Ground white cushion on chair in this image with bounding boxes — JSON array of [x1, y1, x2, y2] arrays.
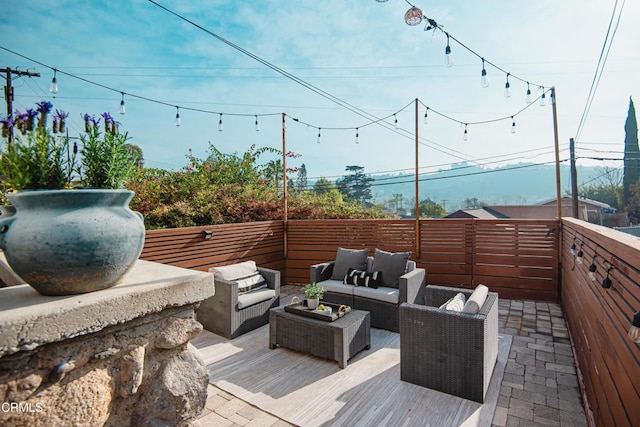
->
[[209, 261, 257, 281], [353, 286, 399, 304], [463, 284, 489, 314], [237, 288, 276, 309], [322, 279, 355, 295]]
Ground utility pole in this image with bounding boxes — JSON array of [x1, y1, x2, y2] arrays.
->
[[2, 67, 40, 144], [569, 138, 579, 219]]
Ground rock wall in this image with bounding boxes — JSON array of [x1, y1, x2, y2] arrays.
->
[[0, 304, 208, 427]]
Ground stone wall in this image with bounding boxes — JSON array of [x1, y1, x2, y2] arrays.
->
[[0, 260, 215, 427]]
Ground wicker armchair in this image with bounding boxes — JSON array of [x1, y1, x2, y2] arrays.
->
[[399, 285, 498, 403], [198, 265, 280, 339]]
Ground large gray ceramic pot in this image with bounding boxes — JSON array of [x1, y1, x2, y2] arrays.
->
[[0, 189, 145, 296]]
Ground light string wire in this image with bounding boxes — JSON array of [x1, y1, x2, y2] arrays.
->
[[401, 0, 550, 90]]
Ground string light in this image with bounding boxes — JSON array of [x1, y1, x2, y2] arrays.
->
[[355, 128, 359, 144], [218, 113, 223, 131], [511, 117, 516, 134], [540, 87, 547, 107], [119, 92, 126, 115], [255, 115, 260, 132], [394, 114, 398, 129], [481, 58, 490, 88], [463, 124, 468, 141], [317, 127, 321, 143], [576, 243, 584, 264], [504, 73, 511, 98], [49, 69, 58, 94], [175, 107, 181, 127], [404, 6, 423, 26], [526, 83, 533, 104], [444, 33, 453, 67], [423, 108, 428, 124]]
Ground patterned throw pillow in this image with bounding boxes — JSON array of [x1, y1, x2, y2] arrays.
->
[[343, 268, 383, 288], [235, 271, 268, 294], [439, 292, 466, 311]]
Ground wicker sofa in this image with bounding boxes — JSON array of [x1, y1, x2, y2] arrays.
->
[[197, 261, 280, 339], [310, 248, 425, 332], [399, 285, 499, 403]]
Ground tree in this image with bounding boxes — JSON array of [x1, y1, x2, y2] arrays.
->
[[124, 143, 144, 168], [419, 198, 446, 218], [463, 197, 484, 209], [578, 166, 622, 209], [335, 165, 374, 205], [313, 176, 336, 195], [295, 163, 308, 192], [623, 97, 639, 209]]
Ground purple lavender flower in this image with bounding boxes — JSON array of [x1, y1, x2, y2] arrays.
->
[[0, 117, 14, 138], [36, 101, 53, 114], [55, 109, 69, 133], [101, 112, 113, 132], [54, 109, 69, 120]]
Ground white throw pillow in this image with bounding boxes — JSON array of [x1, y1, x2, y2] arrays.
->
[[463, 284, 489, 314], [443, 292, 466, 312], [209, 260, 257, 281]]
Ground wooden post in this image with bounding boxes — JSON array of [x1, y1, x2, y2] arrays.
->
[[570, 137, 579, 218], [282, 113, 288, 258], [551, 87, 562, 220], [414, 98, 420, 258], [1, 67, 40, 145]]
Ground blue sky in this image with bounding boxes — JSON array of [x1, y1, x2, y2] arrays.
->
[[1, 0, 638, 182]]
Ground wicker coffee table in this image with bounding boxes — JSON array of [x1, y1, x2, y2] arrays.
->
[[269, 306, 370, 368]]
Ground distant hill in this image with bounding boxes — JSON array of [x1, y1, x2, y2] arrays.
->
[[364, 162, 608, 211]]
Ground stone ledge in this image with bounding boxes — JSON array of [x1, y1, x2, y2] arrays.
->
[[0, 260, 214, 356]]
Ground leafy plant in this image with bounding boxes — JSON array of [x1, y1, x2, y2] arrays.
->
[[79, 124, 137, 189], [0, 127, 71, 190], [303, 282, 325, 300]]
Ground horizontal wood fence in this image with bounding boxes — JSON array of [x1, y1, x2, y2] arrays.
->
[[561, 218, 640, 427], [140, 221, 285, 273], [287, 218, 559, 301]]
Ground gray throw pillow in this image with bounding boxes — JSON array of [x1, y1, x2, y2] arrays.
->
[[371, 248, 411, 288], [331, 247, 369, 280]]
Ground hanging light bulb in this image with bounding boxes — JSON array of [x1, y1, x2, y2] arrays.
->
[[355, 128, 359, 144], [175, 107, 181, 127], [526, 83, 533, 104], [218, 113, 223, 131], [463, 124, 468, 141], [576, 244, 584, 264], [423, 108, 428, 124], [394, 114, 398, 129], [49, 69, 59, 94], [511, 117, 516, 134], [628, 312, 640, 343], [602, 266, 612, 289], [480, 59, 490, 88], [119, 92, 126, 115], [255, 115, 260, 132], [540, 88, 547, 107], [570, 238, 577, 255], [504, 73, 511, 98], [588, 261, 597, 282], [444, 34, 453, 67], [404, 6, 423, 26], [317, 128, 321, 144]]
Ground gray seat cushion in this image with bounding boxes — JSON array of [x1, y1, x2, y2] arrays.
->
[[353, 286, 399, 304], [321, 279, 356, 295], [237, 288, 276, 309], [331, 248, 369, 281]]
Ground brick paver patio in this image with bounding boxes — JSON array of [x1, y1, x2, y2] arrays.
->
[[196, 286, 587, 427]]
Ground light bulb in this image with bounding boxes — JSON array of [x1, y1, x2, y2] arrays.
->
[[481, 60, 490, 88], [423, 109, 428, 124], [463, 124, 468, 141], [504, 74, 511, 98], [444, 37, 453, 67], [175, 108, 181, 127], [218, 114, 223, 131], [570, 242, 577, 255], [49, 71, 58, 94], [576, 248, 584, 265], [629, 312, 640, 343], [511, 118, 516, 134], [317, 128, 321, 144], [540, 87, 546, 106], [255, 116, 260, 132], [355, 128, 359, 144], [602, 276, 612, 289], [394, 114, 398, 129], [526, 83, 533, 104], [588, 261, 597, 281], [404, 6, 423, 26], [119, 93, 126, 115]]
